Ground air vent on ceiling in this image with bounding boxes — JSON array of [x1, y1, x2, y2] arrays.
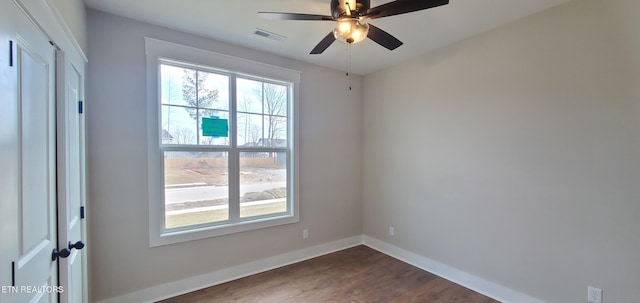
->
[[254, 28, 286, 42]]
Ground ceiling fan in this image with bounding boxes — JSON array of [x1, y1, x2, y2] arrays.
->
[[259, 0, 449, 54]]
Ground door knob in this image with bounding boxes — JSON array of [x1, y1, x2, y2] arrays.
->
[[52, 248, 71, 261], [69, 241, 85, 250]]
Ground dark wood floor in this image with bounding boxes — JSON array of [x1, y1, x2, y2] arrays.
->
[[158, 245, 500, 303]]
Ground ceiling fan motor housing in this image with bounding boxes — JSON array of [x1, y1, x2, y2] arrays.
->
[[331, 0, 370, 18]]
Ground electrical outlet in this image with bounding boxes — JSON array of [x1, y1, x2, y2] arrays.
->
[[588, 286, 602, 303], [389, 226, 394, 236], [302, 229, 309, 239]]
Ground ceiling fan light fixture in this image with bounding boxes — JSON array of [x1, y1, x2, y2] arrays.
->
[[333, 18, 369, 44]]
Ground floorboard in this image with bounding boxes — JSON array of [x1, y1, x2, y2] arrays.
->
[[157, 245, 500, 303]]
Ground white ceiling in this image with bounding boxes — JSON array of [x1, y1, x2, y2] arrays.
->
[[84, 0, 574, 75]]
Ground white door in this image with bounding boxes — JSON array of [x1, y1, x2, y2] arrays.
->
[[56, 50, 88, 303], [0, 1, 59, 303]]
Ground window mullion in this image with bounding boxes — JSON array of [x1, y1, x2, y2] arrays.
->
[[228, 74, 240, 220], [228, 150, 240, 220], [195, 71, 201, 144]]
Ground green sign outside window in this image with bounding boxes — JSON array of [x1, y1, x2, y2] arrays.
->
[[201, 117, 228, 138]]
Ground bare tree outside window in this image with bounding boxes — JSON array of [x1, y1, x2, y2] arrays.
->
[[173, 127, 196, 144], [249, 125, 261, 144], [238, 96, 255, 145], [182, 70, 220, 119], [256, 83, 287, 147]]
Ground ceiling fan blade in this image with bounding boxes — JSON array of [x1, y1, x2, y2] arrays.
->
[[258, 12, 335, 21], [367, 24, 403, 50], [365, 0, 449, 19], [310, 32, 337, 54]]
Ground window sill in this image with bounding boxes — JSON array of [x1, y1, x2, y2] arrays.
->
[[150, 213, 299, 247]]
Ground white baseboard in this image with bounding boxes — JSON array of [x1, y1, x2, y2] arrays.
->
[[97, 235, 543, 303], [362, 235, 545, 303], [95, 236, 363, 303]]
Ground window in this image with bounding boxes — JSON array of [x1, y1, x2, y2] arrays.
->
[[146, 38, 299, 246]]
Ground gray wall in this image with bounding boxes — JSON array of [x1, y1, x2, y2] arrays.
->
[[363, 0, 640, 302], [86, 10, 362, 301], [50, 0, 87, 53]]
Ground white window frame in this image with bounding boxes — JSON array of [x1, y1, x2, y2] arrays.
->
[[145, 38, 300, 246]]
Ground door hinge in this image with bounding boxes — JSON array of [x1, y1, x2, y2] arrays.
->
[[9, 40, 13, 67], [78, 101, 83, 114], [11, 261, 15, 286], [80, 206, 85, 219]]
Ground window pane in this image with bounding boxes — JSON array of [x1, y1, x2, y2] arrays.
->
[[236, 80, 289, 147], [199, 71, 229, 111], [237, 113, 263, 146], [262, 115, 287, 147], [179, 69, 224, 110], [237, 78, 263, 114], [162, 105, 197, 145], [239, 152, 287, 218], [262, 83, 288, 117], [160, 64, 189, 106], [164, 151, 229, 229]]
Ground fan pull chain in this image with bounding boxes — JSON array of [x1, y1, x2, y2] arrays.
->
[[346, 43, 352, 91]]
